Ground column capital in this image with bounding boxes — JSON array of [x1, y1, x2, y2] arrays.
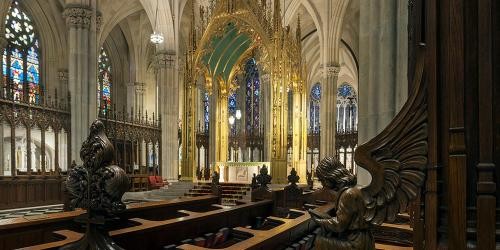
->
[[320, 64, 341, 78], [134, 82, 145, 93], [63, 5, 93, 28], [153, 51, 176, 69]]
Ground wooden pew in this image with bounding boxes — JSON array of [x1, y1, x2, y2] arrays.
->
[[0, 176, 65, 210], [15, 199, 276, 250], [16, 183, 334, 250], [176, 206, 328, 250], [0, 195, 219, 250]]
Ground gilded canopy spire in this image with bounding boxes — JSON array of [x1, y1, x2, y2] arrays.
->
[[189, 0, 197, 52], [296, 14, 302, 46], [273, 0, 282, 33]]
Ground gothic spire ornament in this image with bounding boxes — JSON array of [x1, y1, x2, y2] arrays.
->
[[62, 120, 130, 250]]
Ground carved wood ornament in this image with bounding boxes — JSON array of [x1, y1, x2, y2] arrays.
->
[[62, 120, 130, 250], [310, 48, 427, 249]]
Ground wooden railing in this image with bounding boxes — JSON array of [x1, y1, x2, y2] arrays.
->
[[0, 86, 70, 209], [98, 106, 161, 176]]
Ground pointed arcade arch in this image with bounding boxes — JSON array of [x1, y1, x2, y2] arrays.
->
[[2, 0, 41, 104]]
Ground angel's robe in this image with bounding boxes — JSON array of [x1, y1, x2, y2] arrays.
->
[[313, 187, 374, 250]]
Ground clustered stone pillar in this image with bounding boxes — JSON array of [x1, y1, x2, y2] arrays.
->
[[261, 74, 271, 161], [57, 70, 69, 101], [136, 83, 145, 114], [358, 0, 408, 185], [320, 65, 340, 159], [208, 84, 218, 166], [63, 5, 98, 164], [154, 50, 179, 182], [126, 82, 145, 114]]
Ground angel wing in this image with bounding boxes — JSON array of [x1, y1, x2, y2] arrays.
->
[[354, 49, 427, 225]]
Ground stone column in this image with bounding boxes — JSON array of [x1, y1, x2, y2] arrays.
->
[[124, 82, 145, 115], [126, 82, 135, 113], [63, 5, 98, 164], [208, 85, 218, 165], [141, 140, 146, 167], [261, 74, 271, 161], [319, 65, 340, 159], [57, 70, 69, 104], [154, 51, 179, 182], [358, 0, 408, 185]]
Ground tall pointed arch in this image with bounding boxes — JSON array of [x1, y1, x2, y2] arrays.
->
[[336, 82, 357, 132], [244, 58, 260, 135], [309, 83, 321, 133], [2, 0, 41, 103]]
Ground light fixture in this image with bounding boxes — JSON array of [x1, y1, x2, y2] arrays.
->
[[150, 0, 164, 44], [150, 31, 164, 44], [235, 109, 241, 120], [229, 115, 235, 125]]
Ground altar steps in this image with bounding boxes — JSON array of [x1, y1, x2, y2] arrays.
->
[[123, 181, 194, 201], [185, 183, 251, 204]]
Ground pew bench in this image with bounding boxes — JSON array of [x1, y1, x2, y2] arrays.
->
[[0, 195, 219, 250], [15, 199, 333, 250]]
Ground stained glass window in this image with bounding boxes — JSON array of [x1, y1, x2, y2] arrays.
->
[[3, 1, 41, 103], [311, 84, 321, 101], [244, 58, 260, 135], [228, 92, 237, 115], [309, 83, 321, 133], [98, 47, 112, 113], [203, 92, 210, 132], [228, 91, 237, 135], [336, 83, 357, 132]]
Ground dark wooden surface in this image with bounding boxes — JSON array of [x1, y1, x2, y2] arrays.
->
[[0, 176, 65, 210], [418, 0, 500, 248], [16, 199, 276, 250], [0, 195, 219, 250]]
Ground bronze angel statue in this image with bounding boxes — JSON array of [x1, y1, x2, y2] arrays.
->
[[309, 52, 427, 249]]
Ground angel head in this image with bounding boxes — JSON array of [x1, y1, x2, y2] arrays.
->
[[316, 156, 356, 191]]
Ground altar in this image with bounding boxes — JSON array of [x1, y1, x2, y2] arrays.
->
[[213, 162, 271, 184]]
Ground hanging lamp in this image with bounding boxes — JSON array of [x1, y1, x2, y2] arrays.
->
[[150, 0, 164, 44]]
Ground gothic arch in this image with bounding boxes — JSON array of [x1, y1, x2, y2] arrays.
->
[[139, 0, 175, 51], [5, 0, 68, 92], [101, 25, 131, 110], [324, 0, 350, 64], [97, 0, 143, 47]]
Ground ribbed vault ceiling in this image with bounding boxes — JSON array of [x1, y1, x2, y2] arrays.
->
[[202, 23, 251, 82]]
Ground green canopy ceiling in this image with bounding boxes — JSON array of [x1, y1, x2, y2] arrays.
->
[[202, 23, 252, 82]]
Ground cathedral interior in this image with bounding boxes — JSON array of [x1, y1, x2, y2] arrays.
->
[[0, 0, 498, 249]]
